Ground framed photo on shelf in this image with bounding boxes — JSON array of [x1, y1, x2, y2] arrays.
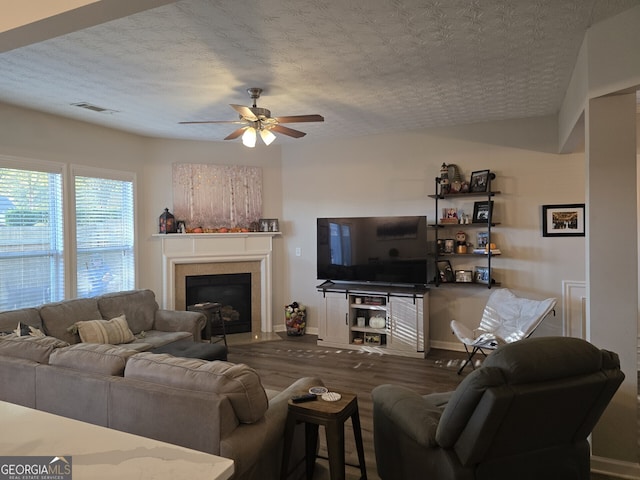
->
[[542, 204, 585, 237], [259, 218, 279, 232], [474, 266, 491, 284], [436, 260, 455, 283], [470, 170, 490, 193], [476, 231, 489, 249], [472, 201, 494, 223], [455, 269, 473, 283], [443, 238, 455, 254]]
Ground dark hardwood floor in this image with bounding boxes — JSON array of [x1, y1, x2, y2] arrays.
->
[[227, 333, 469, 479], [227, 333, 622, 480]]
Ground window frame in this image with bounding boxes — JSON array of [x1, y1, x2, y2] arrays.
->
[[0, 155, 67, 308], [0, 155, 138, 309], [70, 165, 138, 298]]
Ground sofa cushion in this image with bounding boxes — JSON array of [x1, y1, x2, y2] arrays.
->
[[131, 330, 192, 349], [74, 315, 135, 344], [115, 341, 154, 352], [97, 290, 158, 334], [39, 298, 102, 344], [0, 308, 43, 335], [125, 352, 268, 424], [49, 343, 137, 376], [0, 334, 69, 364]]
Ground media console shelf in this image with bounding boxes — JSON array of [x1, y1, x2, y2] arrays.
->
[[316, 282, 429, 358]]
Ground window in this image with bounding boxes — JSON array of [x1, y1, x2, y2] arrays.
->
[[0, 158, 137, 311], [0, 164, 64, 310], [74, 170, 135, 297]]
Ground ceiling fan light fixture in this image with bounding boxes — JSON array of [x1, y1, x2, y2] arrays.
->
[[180, 87, 323, 143], [242, 127, 257, 148], [260, 128, 276, 146]]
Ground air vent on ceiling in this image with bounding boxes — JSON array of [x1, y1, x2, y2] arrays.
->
[[71, 102, 118, 114]]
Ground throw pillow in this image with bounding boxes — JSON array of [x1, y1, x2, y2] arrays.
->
[[74, 315, 135, 344]]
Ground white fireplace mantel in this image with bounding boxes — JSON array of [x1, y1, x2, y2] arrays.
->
[[156, 232, 280, 332]]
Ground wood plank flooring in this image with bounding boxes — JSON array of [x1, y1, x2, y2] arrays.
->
[[226, 333, 621, 480], [227, 333, 469, 479]]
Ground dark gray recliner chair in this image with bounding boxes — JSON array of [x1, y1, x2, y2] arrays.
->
[[372, 336, 624, 480]]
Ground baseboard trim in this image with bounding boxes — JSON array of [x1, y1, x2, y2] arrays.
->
[[273, 324, 319, 335], [591, 455, 640, 479], [430, 340, 466, 352]]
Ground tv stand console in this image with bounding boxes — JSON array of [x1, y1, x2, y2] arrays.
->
[[316, 282, 429, 358]]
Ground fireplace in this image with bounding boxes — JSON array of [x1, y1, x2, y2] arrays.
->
[[159, 232, 278, 333], [186, 273, 251, 334]]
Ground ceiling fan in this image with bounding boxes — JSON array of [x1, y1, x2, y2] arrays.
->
[[179, 88, 324, 147]]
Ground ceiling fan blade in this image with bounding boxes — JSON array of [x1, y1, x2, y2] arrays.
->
[[271, 124, 306, 138], [274, 114, 324, 123], [224, 127, 248, 140], [230, 104, 258, 122], [179, 120, 247, 125]]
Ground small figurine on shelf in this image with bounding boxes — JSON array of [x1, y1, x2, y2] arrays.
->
[[439, 162, 450, 195], [455, 231, 467, 254]]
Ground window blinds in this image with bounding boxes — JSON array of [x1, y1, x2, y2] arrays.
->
[[0, 167, 64, 311], [74, 175, 134, 297]]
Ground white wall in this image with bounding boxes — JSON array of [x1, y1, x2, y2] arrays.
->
[[282, 116, 585, 348], [0, 96, 636, 473], [137, 138, 284, 309], [0, 101, 586, 347], [0, 102, 146, 170], [586, 93, 638, 463]]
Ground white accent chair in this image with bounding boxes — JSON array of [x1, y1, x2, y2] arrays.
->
[[450, 288, 557, 374]]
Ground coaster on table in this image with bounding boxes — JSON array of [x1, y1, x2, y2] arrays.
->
[[321, 392, 342, 402], [309, 386, 328, 395]]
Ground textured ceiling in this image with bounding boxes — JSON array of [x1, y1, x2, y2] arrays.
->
[[0, 0, 638, 144]]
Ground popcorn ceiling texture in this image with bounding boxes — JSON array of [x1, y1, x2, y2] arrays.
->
[[0, 0, 637, 142]]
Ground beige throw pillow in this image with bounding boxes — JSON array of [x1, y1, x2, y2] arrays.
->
[[75, 315, 135, 344]]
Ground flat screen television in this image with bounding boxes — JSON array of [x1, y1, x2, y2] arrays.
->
[[317, 216, 428, 287]]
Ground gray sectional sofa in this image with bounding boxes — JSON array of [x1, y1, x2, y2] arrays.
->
[[0, 290, 322, 480], [0, 289, 205, 350]]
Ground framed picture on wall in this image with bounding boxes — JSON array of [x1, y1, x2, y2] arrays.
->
[[542, 204, 585, 237]]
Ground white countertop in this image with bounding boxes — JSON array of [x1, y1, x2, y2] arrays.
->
[[0, 401, 234, 480]]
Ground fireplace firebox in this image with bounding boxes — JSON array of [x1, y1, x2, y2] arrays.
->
[[185, 273, 251, 334]]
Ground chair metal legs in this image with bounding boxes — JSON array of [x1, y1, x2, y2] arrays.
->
[[458, 345, 488, 375]]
